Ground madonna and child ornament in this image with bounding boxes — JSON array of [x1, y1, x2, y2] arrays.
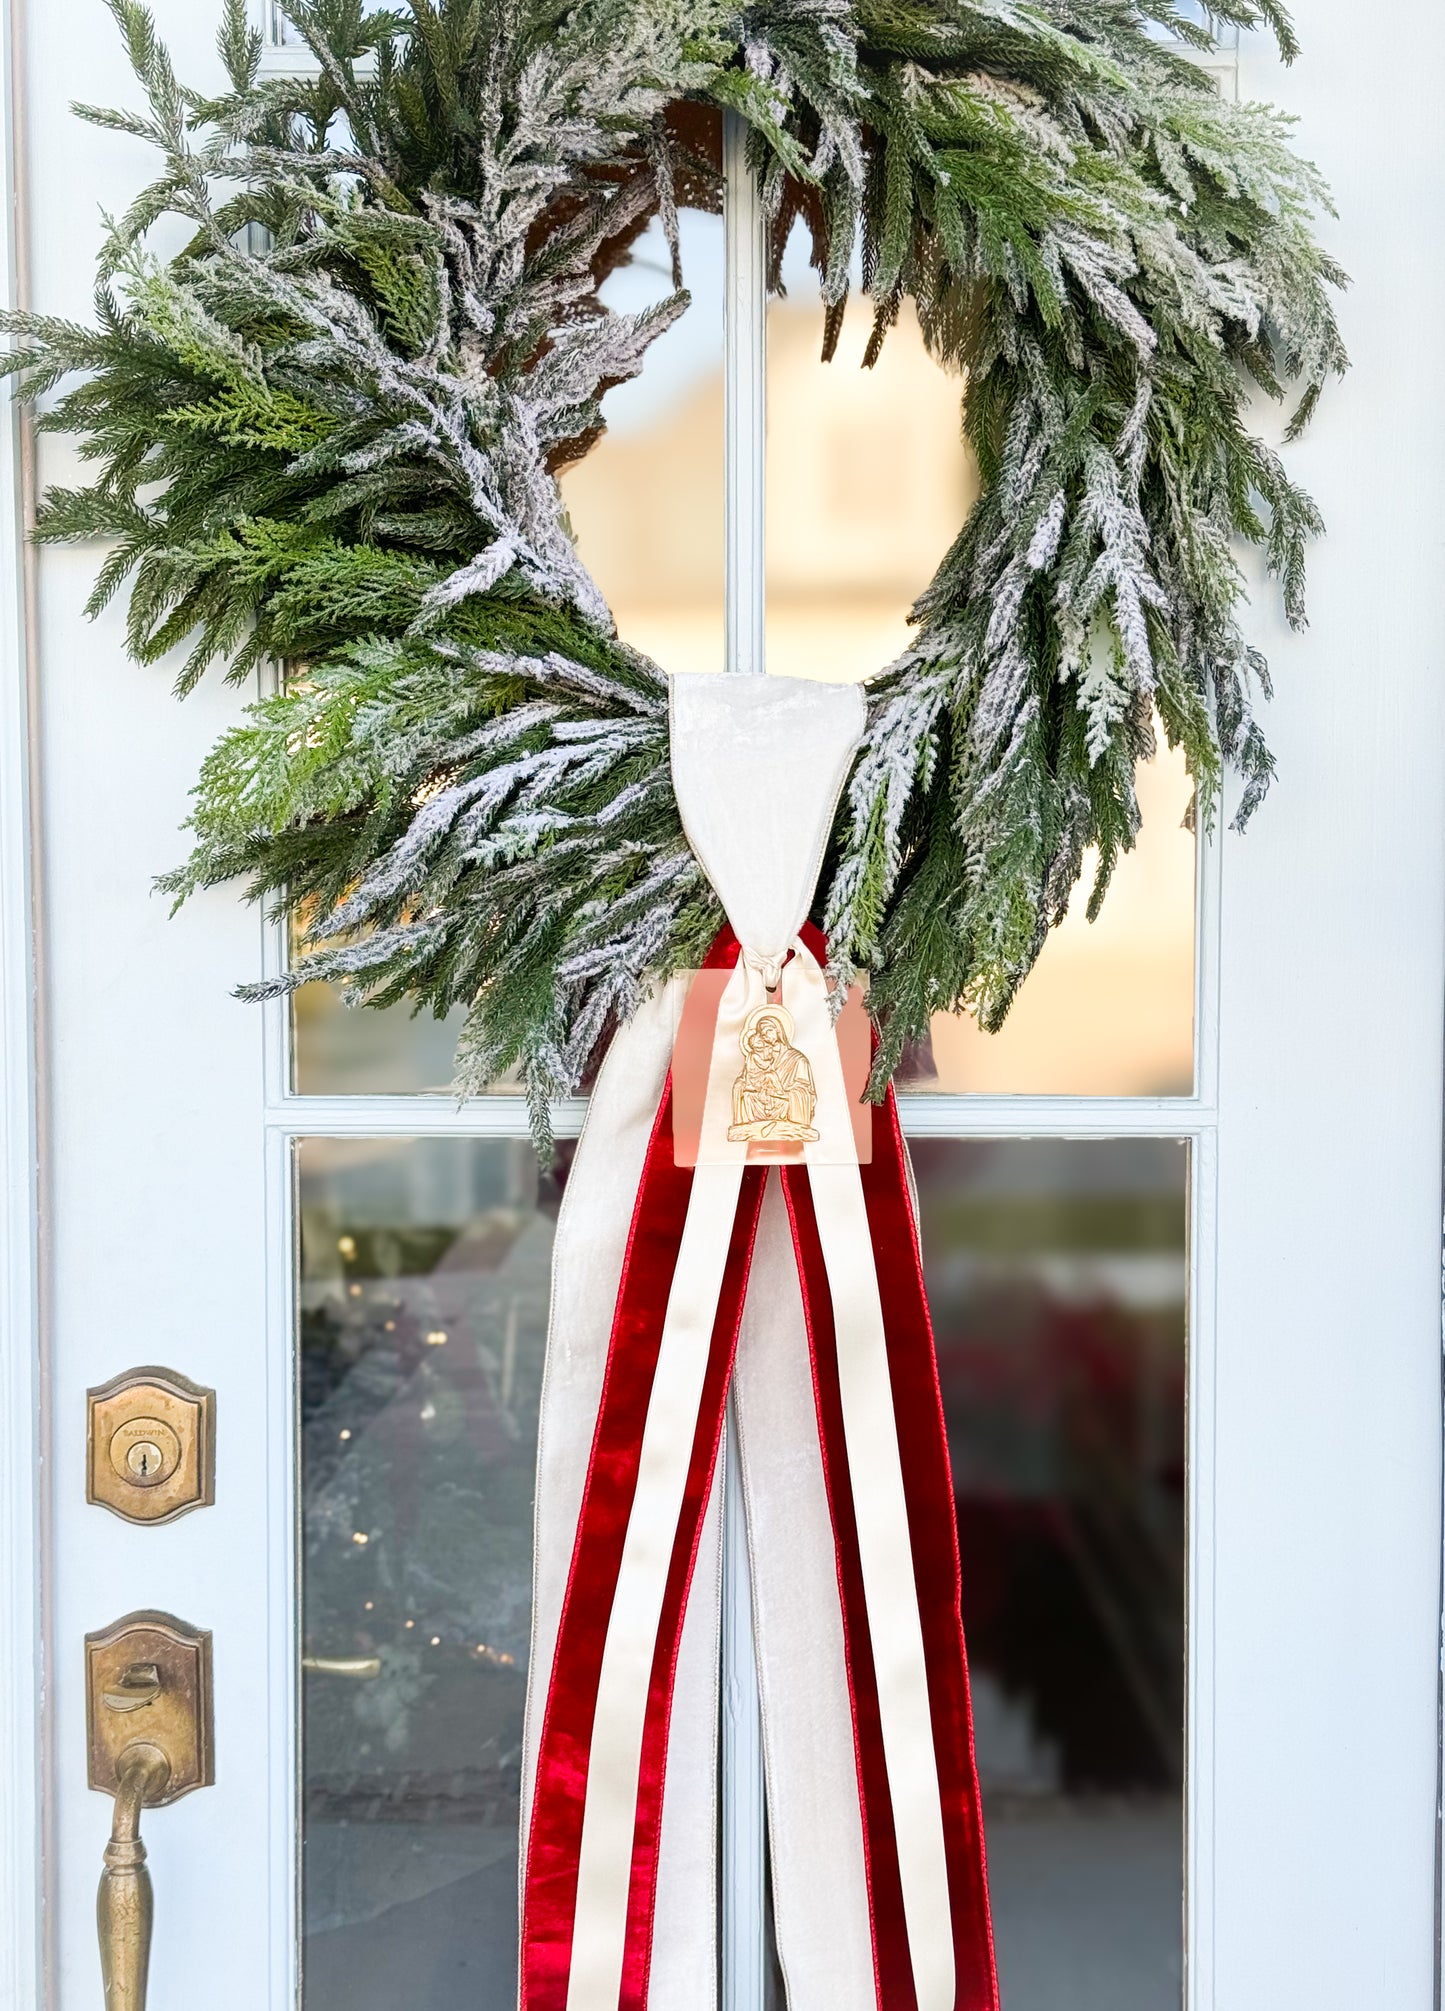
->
[[518, 673, 998, 2011], [727, 1004, 819, 1145]]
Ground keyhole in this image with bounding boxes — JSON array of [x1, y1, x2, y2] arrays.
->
[[106, 1412, 182, 1490]]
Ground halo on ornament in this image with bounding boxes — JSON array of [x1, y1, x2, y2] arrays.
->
[[740, 1003, 797, 1053]]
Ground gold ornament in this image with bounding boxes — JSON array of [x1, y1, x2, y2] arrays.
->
[[728, 1004, 819, 1145]]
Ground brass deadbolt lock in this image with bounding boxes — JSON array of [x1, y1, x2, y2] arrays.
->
[[87, 1368, 215, 1525]]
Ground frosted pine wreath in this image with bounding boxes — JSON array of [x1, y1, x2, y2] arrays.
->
[[3, 0, 1344, 1137]]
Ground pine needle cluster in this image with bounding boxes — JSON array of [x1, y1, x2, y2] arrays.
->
[[1, 0, 1344, 1128]]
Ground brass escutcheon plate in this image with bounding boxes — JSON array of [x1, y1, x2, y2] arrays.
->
[[86, 1611, 214, 1806], [87, 1367, 215, 1524]]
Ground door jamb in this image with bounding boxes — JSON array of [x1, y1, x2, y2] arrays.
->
[[0, 0, 48, 2002]]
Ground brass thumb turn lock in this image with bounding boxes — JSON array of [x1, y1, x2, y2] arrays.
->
[[86, 1613, 213, 2011]]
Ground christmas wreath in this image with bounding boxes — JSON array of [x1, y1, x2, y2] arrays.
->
[[4, 0, 1344, 1138]]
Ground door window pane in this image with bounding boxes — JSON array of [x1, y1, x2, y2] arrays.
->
[[300, 1134, 1186, 2009], [292, 988, 474, 1097], [915, 1137, 1187, 2009], [766, 286, 969, 686], [298, 1136, 562, 2009], [766, 241, 1195, 1097], [292, 209, 725, 1095], [896, 750, 1196, 1096]]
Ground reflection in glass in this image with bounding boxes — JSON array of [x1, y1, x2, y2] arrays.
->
[[298, 1137, 563, 2010], [917, 1137, 1187, 2010]]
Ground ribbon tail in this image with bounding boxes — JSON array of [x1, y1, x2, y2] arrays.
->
[[780, 1094, 999, 2011], [732, 1175, 876, 2011], [522, 1049, 767, 2011], [864, 1095, 999, 2009], [523, 925, 996, 2011], [520, 976, 687, 1897], [648, 1454, 724, 2006]]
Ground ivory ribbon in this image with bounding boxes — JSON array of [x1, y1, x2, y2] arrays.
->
[[559, 941, 954, 2009], [791, 951, 956, 2011]]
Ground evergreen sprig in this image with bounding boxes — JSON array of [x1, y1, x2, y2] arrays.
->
[[2, 0, 1344, 1127]]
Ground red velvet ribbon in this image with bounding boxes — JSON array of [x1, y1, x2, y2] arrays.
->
[[521, 928, 998, 2010]]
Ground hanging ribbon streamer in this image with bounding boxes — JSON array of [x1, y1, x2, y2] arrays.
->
[[520, 926, 998, 2011], [519, 674, 997, 2011]]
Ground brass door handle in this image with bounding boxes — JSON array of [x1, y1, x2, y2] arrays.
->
[[86, 1613, 214, 2011], [97, 1743, 170, 2011]]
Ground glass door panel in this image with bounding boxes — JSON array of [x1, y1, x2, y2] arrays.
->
[[895, 772, 1196, 1096], [765, 281, 971, 687], [917, 1138, 1187, 2007], [299, 1135, 1185, 2008], [292, 985, 472, 1097], [289, 137, 1192, 2011], [562, 209, 725, 681], [297, 1137, 564, 2009], [764, 235, 1196, 1098], [291, 208, 726, 1097]]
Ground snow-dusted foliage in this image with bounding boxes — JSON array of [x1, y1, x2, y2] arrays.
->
[[1, 0, 1344, 1130]]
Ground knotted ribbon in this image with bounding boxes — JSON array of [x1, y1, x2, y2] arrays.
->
[[519, 676, 997, 2011]]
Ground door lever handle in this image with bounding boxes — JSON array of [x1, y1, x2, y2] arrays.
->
[[97, 1743, 170, 2011], [86, 1613, 214, 2011]]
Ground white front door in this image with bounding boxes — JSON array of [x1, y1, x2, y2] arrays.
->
[[2, 3, 1442, 2009]]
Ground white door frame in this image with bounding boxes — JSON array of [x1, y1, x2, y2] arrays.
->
[[3, 4, 1444, 2007]]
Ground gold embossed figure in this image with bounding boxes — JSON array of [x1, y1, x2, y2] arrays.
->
[[728, 1005, 819, 1144]]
